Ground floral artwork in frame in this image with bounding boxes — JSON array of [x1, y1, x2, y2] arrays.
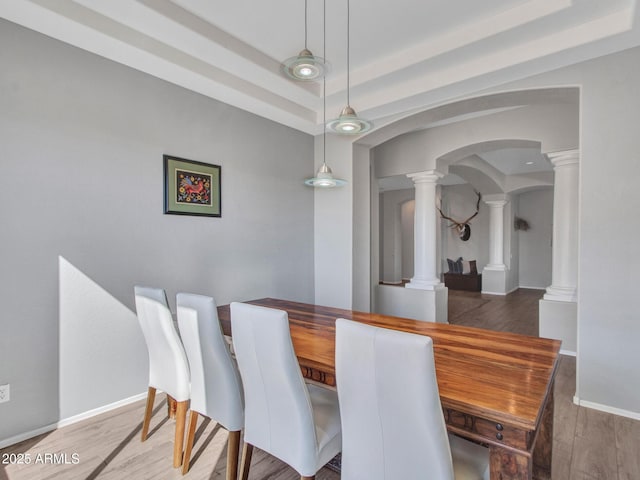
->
[[163, 155, 221, 217]]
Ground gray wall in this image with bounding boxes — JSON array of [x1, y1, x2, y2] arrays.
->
[[505, 195, 520, 293], [571, 49, 640, 413], [400, 198, 415, 279], [517, 189, 553, 289], [0, 20, 315, 442], [379, 188, 414, 283]]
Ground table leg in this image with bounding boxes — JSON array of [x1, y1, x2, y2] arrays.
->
[[532, 383, 554, 480], [490, 446, 532, 479], [489, 381, 555, 480]]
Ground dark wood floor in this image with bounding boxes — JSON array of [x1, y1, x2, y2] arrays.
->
[[1, 289, 638, 479], [447, 287, 542, 336]]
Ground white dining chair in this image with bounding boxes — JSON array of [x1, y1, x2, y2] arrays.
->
[[176, 293, 244, 478], [335, 318, 490, 480], [134, 286, 190, 468], [230, 302, 342, 480]]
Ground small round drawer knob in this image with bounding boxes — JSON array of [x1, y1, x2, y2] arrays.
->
[[496, 423, 504, 431], [496, 432, 504, 441]]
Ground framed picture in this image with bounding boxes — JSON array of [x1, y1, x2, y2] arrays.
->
[[163, 155, 221, 217]]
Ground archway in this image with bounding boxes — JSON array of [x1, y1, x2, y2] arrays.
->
[[350, 88, 578, 332]]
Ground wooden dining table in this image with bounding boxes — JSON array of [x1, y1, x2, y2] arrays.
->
[[217, 297, 561, 480]]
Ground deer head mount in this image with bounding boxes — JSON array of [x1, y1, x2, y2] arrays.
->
[[438, 191, 481, 241]]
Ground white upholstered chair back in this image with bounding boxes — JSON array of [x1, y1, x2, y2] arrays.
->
[[134, 285, 191, 468], [134, 286, 190, 402], [177, 293, 244, 430], [335, 318, 489, 480], [230, 302, 341, 478], [176, 293, 244, 476]]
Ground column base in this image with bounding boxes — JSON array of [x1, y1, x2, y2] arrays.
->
[[539, 298, 577, 354], [481, 267, 508, 295], [375, 284, 448, 323], [406, 279, 444, 291], [484, 264, 506, 271], [543, 285, 576, 302]]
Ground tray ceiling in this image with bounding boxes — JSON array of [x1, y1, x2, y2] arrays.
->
[[2, 0, 639, 134]]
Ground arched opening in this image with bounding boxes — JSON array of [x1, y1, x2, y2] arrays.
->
[[353, 87, 578, 334]]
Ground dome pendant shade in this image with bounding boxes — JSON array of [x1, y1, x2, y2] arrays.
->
[[304, 162, 347, 188], [283, 48, 328, 81], [327, 105, 372, 134]]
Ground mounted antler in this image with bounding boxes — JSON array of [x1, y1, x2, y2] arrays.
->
[[438, 191, 481, 241]]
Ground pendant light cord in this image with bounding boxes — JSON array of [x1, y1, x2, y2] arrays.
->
[[346, 0, 350, 107], [304, 0, 308, 50], [323, 0, 327, 166]]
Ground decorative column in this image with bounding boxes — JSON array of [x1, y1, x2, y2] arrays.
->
[[540, 149, 579, 354], [484, 195, 508, 271], [544, 149, 579, 302], [406, 170, 444, 290]]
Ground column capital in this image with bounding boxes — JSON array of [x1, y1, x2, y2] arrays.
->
[[546, 149, 579, 168], [406, 170, 444, 184], [483, 193, 508, 207]]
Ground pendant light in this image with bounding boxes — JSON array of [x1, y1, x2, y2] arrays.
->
[[282, 0, 328, 81], [304, 103, 348, 187], [305, 0, 347, 188], [304, 158, 347, 187], [327, 0, 372, 134]]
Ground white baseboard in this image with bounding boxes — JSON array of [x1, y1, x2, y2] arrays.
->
[[0, 392, 147, 450], [572, 396, 640, 421], [560, 349, 576, 357], [0, 422, 60, 451], [481, 286, 519, 296], [518, 285, 547, 290], [57, 392, 148, 428]]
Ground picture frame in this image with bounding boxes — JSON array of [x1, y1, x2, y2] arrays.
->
[[163, 155, 221, 217]]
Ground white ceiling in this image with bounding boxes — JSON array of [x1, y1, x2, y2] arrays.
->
[[2, 0, 640, 136], [478, 147, 550, 175]]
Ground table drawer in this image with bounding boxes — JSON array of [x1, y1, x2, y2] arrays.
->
[[443, 408, 532, 450]]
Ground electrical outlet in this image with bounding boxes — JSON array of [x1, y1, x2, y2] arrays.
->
[[0, 384, 10, 403]]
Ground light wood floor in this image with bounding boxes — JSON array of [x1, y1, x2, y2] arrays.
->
[[1, 289, 638, 480]]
